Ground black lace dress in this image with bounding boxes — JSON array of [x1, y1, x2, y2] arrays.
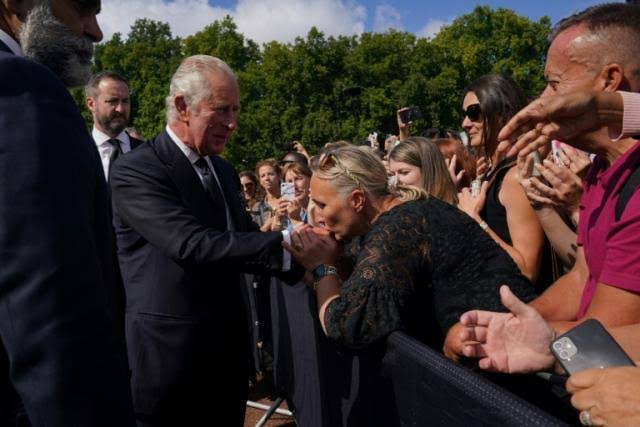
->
[[324, 196, 536, 351]]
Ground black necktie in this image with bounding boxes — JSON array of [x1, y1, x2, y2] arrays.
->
[[108, 139, 122, 176], [194, 158, 226, 207]]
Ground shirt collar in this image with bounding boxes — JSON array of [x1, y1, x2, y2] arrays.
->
[[166, 124, 203, 165], [92, 126, 130, 147], [0, 29, 23, 56]]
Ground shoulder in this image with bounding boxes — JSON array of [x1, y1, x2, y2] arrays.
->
[[0, 52, 68, 98], [498, 165, 530, 207], [111, 136, 162, 180]]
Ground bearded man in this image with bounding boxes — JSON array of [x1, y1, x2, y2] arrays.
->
[[0, 1, 135, 426], [85, 71, 144, 180]]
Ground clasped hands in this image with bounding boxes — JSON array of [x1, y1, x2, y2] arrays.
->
[[282, 225, 341, 271]]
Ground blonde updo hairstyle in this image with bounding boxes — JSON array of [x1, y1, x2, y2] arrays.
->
[[312, 145, 426, 203]]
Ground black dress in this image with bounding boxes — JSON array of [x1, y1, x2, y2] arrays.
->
[[324, 196, 536, 351]]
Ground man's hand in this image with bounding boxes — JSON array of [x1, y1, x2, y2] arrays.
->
[[283, 226, 340, 271], [458, 285, 556, 373], [567, 366, 640, 427], [495, 91, 617, 159]]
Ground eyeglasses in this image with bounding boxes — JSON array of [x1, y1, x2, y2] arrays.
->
[[462, 104, 482, 121]]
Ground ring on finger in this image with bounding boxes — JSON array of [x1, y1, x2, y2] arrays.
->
[[579, 409, 593, 427]]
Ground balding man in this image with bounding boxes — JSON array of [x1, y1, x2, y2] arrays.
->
[[0, 0, 134, 426], [110, 55, 303, 426], [448, 3, 640, 374]]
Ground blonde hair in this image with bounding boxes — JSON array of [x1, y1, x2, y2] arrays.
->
[[389, 137, 458, 204], [312, 145, 426, 202]]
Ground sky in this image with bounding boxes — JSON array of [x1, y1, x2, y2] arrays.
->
[[97, 0, 619, 45]]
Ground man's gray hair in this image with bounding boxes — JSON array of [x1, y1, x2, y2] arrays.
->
[[165, 55, 237, 123], [550, 3, 640, 79]]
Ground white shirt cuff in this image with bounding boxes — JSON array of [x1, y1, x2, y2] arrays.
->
[[281, 230, 291, 272]]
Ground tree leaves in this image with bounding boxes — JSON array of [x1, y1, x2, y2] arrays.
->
[[76, 6, 550, 169]]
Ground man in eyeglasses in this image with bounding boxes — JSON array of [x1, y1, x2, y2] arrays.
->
[[0, 0, 135, 426]]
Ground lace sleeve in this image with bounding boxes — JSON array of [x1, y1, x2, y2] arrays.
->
[[323, 209, 428, 350]]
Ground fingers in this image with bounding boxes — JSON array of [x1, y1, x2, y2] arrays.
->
[[529, 176, 557, 201], [460, 309, 496, 327], [499, 285, 535, 318], [566, 368, 604, 394]]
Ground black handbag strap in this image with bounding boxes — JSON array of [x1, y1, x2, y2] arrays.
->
[[615, 162, 640, 221]]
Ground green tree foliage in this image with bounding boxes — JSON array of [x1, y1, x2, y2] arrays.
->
[[76, 6, 550, 169]]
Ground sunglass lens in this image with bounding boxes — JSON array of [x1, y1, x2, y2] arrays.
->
[[465, 104, 481, 121]]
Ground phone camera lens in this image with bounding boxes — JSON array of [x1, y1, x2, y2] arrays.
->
[[560, 350, 569, 359], [553, 342, 563, 351]]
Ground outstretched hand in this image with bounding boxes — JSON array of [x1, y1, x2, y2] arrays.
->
[[495, 91, 608, 160], [458, 285, 556, 373]]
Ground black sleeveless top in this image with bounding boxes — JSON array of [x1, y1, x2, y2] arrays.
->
[[480, 158, 558, 293]]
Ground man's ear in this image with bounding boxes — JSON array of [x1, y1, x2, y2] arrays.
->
[[348, 189, 366, 213], [174, 96, 190, 122], [85, 96, 95, 112], [597, 63, 625, 92]]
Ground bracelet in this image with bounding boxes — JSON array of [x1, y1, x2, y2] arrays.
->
[[478, 220, 489, 231]]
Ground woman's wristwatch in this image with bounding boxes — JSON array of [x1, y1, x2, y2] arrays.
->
[[312, 264, 340, 291]]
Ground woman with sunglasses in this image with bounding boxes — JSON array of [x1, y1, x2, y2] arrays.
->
[[284, 145, 534, 424], [458, 74, 552, 289]]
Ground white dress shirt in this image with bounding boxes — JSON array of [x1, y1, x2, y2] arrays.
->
[[0, 29, 23, 56], [93, 127, 132, 180], [165, 125, 291, 270]]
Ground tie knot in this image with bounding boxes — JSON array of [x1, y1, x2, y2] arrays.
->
[[195, 158, 210, 174], [108, 138, 121, 150]]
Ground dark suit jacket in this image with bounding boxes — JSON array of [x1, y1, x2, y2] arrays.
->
[[128, 134, 145, 150], [110, 130, 303, 423], [0, 51, 134, 425]]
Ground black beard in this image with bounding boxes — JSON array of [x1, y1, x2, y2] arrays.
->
[[19, 4, 95, 87], [97, 113, 129, 137]]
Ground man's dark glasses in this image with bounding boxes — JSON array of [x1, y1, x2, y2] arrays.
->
[[463, 104, 482, 121]]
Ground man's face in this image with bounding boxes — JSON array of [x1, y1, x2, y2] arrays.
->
[[183, 72, 240, 156], [87, 78, 131, 137], [541, 26, 600, 98], [19, 0, 103, 87]]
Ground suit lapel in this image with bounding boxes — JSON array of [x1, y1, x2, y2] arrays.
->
[[152, 131, 219, 226], [0, 40, 13, 54]]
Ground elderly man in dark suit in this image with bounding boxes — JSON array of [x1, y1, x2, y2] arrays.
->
[[110, 55, 303, 426], [0, 0, 135, 426], [85, 71, 145, 180]]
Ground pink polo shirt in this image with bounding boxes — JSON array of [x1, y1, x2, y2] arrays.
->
[[576, 140, 640, 318]]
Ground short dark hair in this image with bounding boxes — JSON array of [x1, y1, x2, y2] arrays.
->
[[550, 3, 640, 43], [550, 3, 640, 80], [463, 74, 528, 158], [85, 71, 129, 98]]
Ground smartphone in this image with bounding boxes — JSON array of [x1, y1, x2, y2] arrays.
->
[[280, 182, 295, 201], [399, 106, 423, 124], [527, 151, 542, 177], [550, 319, 635, 375]]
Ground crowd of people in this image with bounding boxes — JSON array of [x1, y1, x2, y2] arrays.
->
[[1, 0, 640, 426]]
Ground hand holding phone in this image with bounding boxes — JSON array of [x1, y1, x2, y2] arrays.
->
[[399, 106, 423, 124], [550, 319, 635, 375], [280, 182, 295, 201]]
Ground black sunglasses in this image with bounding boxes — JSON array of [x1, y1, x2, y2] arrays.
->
[[463, 104, 482, 121]]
